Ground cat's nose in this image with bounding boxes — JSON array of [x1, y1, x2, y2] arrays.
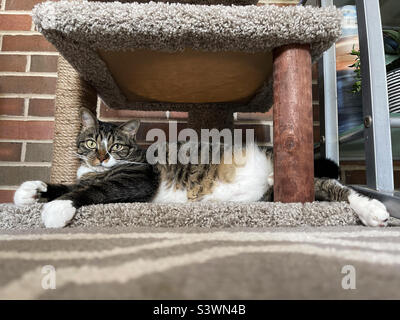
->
[[102, 157, 110, 164], [98, 153, 109, 163]]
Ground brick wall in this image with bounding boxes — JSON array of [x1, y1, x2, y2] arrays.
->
[[0, 0, 385, 204], [0, 0, 58, 202]]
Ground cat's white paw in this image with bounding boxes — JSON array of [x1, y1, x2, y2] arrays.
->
[[14, 181, 47, 206], [348, 192, 390, 227], [41, 200, 76, 228], [267, 173, 274, 186]]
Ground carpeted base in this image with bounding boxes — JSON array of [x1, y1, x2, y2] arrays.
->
[[2, 226, 400, 299], [0, 201, 365, 230]]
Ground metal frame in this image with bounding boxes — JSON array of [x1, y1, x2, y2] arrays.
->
[[356, 0, 394, 192], [318, 0, 340, 164], [319, 0, 395, 191], [316, 0, 400, 217]]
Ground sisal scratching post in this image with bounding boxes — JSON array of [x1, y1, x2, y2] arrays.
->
[[273, 44, 314, 203], [51, 55, 97, 184]]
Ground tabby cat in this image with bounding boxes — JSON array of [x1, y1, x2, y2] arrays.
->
[[14, 108, 390, 228]]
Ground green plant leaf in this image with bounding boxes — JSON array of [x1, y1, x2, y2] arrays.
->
[[383, 30, 400, 44], [385, 54, 400, 65]]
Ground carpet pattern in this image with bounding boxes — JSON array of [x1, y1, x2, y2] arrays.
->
[[1, 226, 400, 299], [0, 201, 363, 230]]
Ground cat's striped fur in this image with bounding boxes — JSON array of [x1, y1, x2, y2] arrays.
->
[[14, 108, 390, 228]]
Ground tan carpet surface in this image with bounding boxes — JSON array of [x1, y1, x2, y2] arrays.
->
[[1, 226, 400, 299], [0, 201, 362, 230], [2, 203, 400, 299]]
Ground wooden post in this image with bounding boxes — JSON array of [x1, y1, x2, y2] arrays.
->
[[273, 44, 314, 203]]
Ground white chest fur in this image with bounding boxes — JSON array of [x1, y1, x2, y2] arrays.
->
[[152, 181, 188, 203], [201, 144, 273, 202], [77, 165, 95, 179]]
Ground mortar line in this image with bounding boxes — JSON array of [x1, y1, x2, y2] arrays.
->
[[0, 71, 57, 77], [23, 98, 29, 117], [25, 54, 31, 72], [20, 141, 27, 162], [0, 162, 51, 167], [0, 52, 59, 56]]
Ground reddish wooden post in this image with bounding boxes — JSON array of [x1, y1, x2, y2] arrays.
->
[[273, 44, 314, 203]]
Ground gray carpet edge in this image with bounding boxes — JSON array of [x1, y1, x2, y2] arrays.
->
[[0, 201, 366, 230]]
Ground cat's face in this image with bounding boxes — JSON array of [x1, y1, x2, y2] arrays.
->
[[76, 108, 144, 169]]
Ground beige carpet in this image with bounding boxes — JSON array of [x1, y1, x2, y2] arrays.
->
[[1, 226, 400, 299], [0, 201, 362, 229], [2, 203, 400, 299]]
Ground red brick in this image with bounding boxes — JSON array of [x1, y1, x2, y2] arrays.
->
[[135, 122, 182, 143], [0, 55, 27, 72], [29, 99, 54, 117], [236, 110, 273, 121], [0, 166, 50, 185], [313, 103, 320, 121], [0, 120, 54, 140], [341, 164, 400, 189], [0, 98, 24, 116], [100, 104, 166, 119], [313, 125, 320, 143], [2, 35, 56, 52], [25, 143, 52, 162], [0, 142, 22, 161], [0, 14, 32, 31], [394, 171, 400, 189], [0, 190, 15, 204], [0, 76, 56, 94], [312, 63, 318, 80], [235, 124, 270, 143], [312, 83, 319, 101], [341, 160, 400, 167], [30, 55, 58, 72], [340, 160, 366, 166], [344, 170, 366, 185], [5, 0, 56, 10], [135, 122, 270, 144]]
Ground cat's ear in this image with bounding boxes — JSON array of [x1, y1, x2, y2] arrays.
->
[[119, 120, 140, 138], [80, 108, 98, 130]]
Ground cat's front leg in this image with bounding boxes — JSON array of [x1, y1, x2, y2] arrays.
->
[[315, 178, 390, 227], [347, 191, 390, 227], [41, 167, 159, 228], [14, 181, 73, 206], [14, 181, 47, 206]]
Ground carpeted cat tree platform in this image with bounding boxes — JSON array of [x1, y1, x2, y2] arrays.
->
[[1, 0, 365, 230]]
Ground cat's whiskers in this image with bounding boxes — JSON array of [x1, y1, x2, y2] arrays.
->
[[117, 160, 147, 165], [74, 152, 87, 161]]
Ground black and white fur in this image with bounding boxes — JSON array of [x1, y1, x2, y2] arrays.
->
[[14, 109, 390, 228]]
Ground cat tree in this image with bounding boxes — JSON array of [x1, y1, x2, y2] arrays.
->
[[33, 0, 342, 204]]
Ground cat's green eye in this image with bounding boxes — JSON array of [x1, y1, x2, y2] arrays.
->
[[85, 140, 97, 149], [111, 143, 123, 152]]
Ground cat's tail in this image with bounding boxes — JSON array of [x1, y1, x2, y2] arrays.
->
[[314, 158, 340, 179]]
